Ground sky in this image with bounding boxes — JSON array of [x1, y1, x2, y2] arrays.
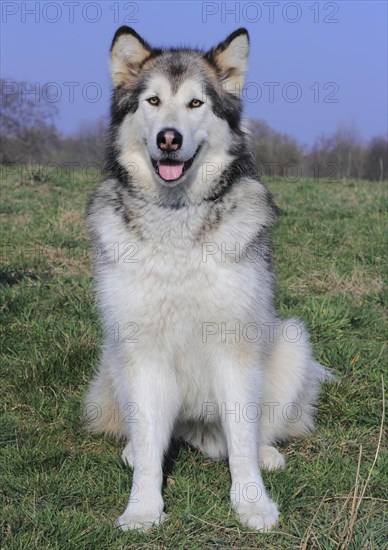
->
[[1, 0, 387, 147]]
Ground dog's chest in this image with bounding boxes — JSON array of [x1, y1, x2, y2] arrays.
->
[[96, 202, 257, 338], [92, 196, 267, 415]]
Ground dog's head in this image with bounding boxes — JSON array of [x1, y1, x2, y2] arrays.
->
[[108, 27, 250, 200]]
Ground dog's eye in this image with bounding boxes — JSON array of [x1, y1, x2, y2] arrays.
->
[[147, 96, 160, 106], [188, 99, 203, 108]]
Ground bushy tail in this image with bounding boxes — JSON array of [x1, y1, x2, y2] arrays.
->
[[260, 319, 334, 445]]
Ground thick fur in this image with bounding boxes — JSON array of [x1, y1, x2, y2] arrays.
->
[[84, 27, 332, 532]]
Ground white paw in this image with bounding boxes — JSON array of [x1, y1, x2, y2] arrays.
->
[[259, 446, 285, 471], [116, 510, 166, 532], [121, 442, 134, 469], [234, 499, 279, 531]]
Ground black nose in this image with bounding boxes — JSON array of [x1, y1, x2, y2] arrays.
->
[[157, 128, 183, 151]]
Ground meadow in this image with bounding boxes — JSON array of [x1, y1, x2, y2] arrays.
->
[[1, 166, 386, 549]]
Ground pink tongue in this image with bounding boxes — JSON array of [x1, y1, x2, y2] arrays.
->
[[158, 162, 184, 181]]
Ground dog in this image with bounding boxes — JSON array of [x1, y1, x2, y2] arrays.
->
[[84, 26, 331, 532]]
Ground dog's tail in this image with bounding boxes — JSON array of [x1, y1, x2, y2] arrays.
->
[[260, 318, 334, 445]]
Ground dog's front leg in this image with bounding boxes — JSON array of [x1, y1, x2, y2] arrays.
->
[[215, 358, 279, 531], [116, 361, 178, 532]]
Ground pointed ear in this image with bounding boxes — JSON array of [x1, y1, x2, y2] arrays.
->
[[110, 27, 152, 87], [206, 28, 249, 95]]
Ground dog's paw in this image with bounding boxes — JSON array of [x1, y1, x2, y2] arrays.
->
[[234, 499, 279, 531], [259, 445, 285, 471], [116, 510, 166, 532], [121, 442, 134, 469]]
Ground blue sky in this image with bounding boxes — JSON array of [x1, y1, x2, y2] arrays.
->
[[1, 0, 387, 146]]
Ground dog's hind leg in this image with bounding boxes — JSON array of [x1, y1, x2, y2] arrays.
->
[[83, 344, 127, 440], [259, 445, 286, 471], [259, 318, 332, 467], [174, 421, 228, 460]]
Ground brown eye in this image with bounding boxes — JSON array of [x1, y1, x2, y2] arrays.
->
[[147, 96, 160, 106], [189, 98, 203, 108]]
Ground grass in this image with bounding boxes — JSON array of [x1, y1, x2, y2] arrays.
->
[[1, 166, 387, 549]]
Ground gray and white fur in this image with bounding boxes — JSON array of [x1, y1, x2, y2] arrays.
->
[[84, 27, 332, 532]]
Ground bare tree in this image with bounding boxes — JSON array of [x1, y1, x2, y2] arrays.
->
[[0, 79, 59, 164], [308, 122, 366, 181], [250, 120, 303, 178], [56, 117, 108, 167], [363, 136, 388, 181], [330, 122, 365, 179]]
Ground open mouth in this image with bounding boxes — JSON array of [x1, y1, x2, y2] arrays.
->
[[151, 146, 201, 182]]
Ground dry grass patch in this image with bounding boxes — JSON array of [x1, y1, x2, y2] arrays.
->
[[290, 265, 383, 298]]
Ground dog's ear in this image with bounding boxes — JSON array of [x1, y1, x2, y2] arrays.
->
[[206, 28, 249, 95], [110, 27, 152, 87]]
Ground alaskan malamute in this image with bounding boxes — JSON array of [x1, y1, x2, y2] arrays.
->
[[84, 26, 331, 532]]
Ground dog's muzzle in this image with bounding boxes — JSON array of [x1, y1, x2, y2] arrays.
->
[[151, 145, 201, 182]]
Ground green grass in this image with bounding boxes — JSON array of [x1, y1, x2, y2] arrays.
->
[[1, 168, 387, 549]]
